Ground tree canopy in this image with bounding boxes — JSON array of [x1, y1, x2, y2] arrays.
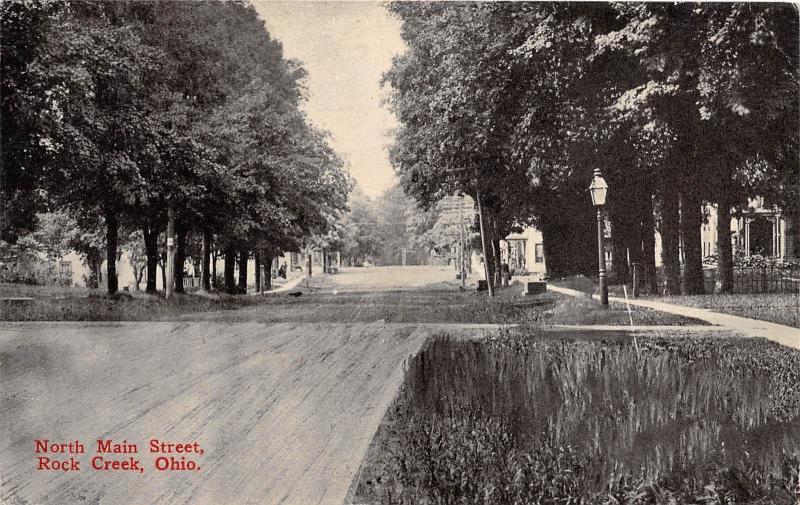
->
[[1, 0, 352, 294], [384, 2, 798, 291]]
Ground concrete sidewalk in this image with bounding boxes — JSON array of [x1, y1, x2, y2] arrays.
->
[[265, 273, 307, 293], [246, 272, 308, 295], [549, 285, 800, 350]]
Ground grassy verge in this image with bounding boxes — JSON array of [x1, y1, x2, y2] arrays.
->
[[0, 281, 709, 324], [352, 331, 800, 504], [653, 293, 800, 328], [0, 291, 265, 321], [541, 293, 711, 326], [550, 276, 798, 328], [0, 282, 93, 298]]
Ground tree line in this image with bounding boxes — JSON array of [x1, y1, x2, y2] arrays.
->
[[384, 2, 798, 294], [329, 185, 474, 268], [1, 0, 352, 294]]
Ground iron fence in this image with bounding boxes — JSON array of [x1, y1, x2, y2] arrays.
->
[[182, 277, 202, 289], [656, 265, 800, 294], [728, 265, 800, 294]]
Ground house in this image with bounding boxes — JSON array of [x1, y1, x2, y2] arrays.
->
[[500, 226, 547, 276], [496, 197, 796, 284], [647, 197, 795, 271], [701, 197, 797, 261], [657, 197, 797, 266]]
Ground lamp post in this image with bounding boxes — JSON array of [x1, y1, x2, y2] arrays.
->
[[589, 168, 609, 306]]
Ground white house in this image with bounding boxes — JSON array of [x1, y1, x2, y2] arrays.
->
[[500, 226, 547, 276], [495, 197, 796, 283]]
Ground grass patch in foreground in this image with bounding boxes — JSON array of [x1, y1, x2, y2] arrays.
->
[[353, 332, 800, 504], [653, 293, 800, 328]]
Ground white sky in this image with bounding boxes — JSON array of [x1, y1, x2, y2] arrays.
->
[[253, 1, 405, 199]]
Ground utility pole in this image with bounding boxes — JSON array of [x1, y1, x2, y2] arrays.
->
[[166, 206, 175, 299], [459, 195, 466, 289], [444, 165, 492, 296]]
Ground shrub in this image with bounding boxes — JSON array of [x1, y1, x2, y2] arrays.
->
[[0, 239, 73, 286]]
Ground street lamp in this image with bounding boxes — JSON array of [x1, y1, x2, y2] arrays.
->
[[589, 168, 609, 306]]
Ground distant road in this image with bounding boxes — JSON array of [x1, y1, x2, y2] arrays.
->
[[310, 265, 469, 292]]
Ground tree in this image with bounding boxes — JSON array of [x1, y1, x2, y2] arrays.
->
[[31, 211, 105, 288], [4, 0, 354, 297], [597, 3, 798, 294], [0, 0, 62, 243], [336, 189, 381, 266], [122, 230, 147, 292], [696, 4, 799, 292], [385, 3, 607, 278], [20, 1, 167, 295]]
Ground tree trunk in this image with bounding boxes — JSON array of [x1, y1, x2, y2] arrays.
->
[[538, 189, 596, 278], [254, 251, 261, 293], [681, 192, 705, 294], [174, 225, 186, 293], [491, 236, 501, 288], [715, 198, 734, 293], [201, 228, 211, 291], [160, 261, 166, 292], [629, 198, 645, 271], [224, 246, 236, 294], [263, 253, 273, 291], [661, 185, 681, 295], [105, 211, 118, 295], [238, 250, 248, 294], [143, 227, 159, 293], [609, 204, 630, 284], [641, 191, 658, 294], [133, 266, 143, 292], [212, 249, 217, 289], [86, 254, 100, 289]]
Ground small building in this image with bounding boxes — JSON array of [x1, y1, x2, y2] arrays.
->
[[500, 226, 547, 276]]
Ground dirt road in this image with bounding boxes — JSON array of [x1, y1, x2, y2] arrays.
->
[[307, 265, 469, 292], [0, 266, 495, 505]]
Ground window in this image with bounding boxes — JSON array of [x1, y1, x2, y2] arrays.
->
[[60, 261, 73, 277], [534, 243, 544, 263]]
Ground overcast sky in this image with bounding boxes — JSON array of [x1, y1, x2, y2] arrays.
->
[[253, 1, 405, 199]]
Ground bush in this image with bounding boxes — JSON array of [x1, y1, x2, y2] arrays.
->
[[0, 239, 72, 286]]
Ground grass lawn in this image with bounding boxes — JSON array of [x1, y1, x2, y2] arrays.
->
[[652, 293, 800, 328], [0, 281, 707, 325], [550, 276, 799, 328], [351, 330, 800, 504], [0, 290, 263, 321], [542, 293, 711, 327], [0, 282, 93, 298]]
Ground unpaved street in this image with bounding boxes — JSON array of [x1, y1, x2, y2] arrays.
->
[[306, 265, 467, 292], [0, 267, 495, 505]]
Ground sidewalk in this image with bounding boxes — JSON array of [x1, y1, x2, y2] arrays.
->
[[259, 272, 307, 294], [549, 285, 800, 350]]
